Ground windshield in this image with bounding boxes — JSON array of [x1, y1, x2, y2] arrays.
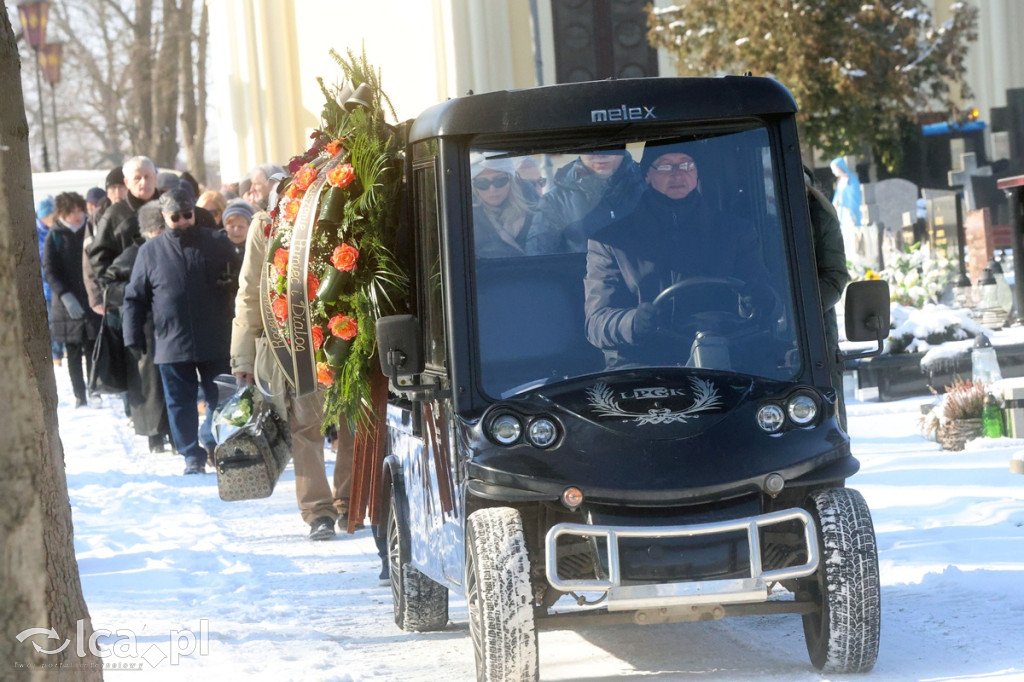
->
[[470, 125, 801, 399]]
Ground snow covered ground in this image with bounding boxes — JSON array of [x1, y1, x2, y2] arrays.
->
[[29, 368, 1024, 680]]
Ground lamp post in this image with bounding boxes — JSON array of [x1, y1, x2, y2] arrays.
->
[[39, 42, 62, 171], [17, 1, 53, 172]]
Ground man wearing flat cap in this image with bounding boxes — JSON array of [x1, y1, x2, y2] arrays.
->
[[584, 140, 772, 369], [123, 189, 241, 474]]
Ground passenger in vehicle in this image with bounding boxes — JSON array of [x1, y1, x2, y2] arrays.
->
[[583, 141, 772, 369], [514, 156, 546, 203], [471, 154, 533, 258], [525, 149, 644, 255]]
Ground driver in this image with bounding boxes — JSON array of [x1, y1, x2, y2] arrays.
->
[[584, 141, 771, 368]]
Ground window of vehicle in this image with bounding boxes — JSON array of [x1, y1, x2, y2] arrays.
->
[[469, 125, 802, 398], [414, 158, 447, 371]]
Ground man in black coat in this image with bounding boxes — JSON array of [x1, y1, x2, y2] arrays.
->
[[88, 156, 160, 285], [123, 189, 241, 474], [526, 150, 644, 254], [584, 141, 772, 369]]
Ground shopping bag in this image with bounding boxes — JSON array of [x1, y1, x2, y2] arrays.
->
[[211, 385, 292, 502], [88, 308, 128, 394]]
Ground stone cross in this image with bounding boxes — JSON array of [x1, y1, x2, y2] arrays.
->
[[948, 151, 992, 211]]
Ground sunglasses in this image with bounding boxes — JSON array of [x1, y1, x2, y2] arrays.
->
[[652, 161, 696, 174], [472, 175, 511, 191], [168, 210, 194, 222], [526, 177, 547, 189]]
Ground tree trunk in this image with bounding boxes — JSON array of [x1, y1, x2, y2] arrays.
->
[[152, 0, 182, 167], [0, 4, 101, 680], [180, 0, 207, 184], [131, 0, 154, 156]]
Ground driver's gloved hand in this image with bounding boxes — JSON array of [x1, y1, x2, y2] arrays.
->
[[632, 302, 663, 340]]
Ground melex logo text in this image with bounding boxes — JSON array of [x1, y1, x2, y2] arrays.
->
[[591, 104, 656, 123], [14, 619, 210, 669]]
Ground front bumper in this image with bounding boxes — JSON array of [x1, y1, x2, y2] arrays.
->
[[544, 507, 818, 611]]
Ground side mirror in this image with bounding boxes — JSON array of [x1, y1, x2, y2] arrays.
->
[[376, 314, 425, 379], [843, 280, 890, 360]]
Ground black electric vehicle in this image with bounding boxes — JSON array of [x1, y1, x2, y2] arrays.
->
[[375, 76, 890, 681]]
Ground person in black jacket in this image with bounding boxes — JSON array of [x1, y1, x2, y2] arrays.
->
[[88, 156, 160, 287], [101, 202, 172, 451], [122, 189, 241, 474], [584, 141, 772, 370], [526, 150, 644, 254], [44, 193, 101, 407]]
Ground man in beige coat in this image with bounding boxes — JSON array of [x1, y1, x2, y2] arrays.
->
[[230, 208, 353, 540]]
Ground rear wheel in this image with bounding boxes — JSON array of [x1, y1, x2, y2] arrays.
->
[[386, 487, 448, 631], [802, 487, 881, 673], [466, 507, 538, 682]]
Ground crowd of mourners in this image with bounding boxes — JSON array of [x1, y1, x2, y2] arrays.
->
[[36, 158, 384, 556]]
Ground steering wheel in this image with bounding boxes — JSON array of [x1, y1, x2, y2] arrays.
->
[[651, 276, 763, 338]]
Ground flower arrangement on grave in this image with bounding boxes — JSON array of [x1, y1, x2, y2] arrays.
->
[[877, 242, 951, 308], [261, 49, 407, 428]]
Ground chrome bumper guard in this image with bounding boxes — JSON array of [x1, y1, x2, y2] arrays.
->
[[545, 507, 819, 611]]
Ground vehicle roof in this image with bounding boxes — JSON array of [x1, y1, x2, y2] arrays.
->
[[408, 76, 797, 143]]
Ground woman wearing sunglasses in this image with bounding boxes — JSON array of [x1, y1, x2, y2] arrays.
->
[[471, 154, 534, 258]]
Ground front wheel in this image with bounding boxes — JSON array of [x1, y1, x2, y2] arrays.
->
[[802, 487, 881, 673], [466, 507, 538, 682]]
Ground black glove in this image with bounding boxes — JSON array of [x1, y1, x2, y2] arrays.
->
[[632, 302, 662, 340], [60, 292, 85, 320], [216, 270, 238, 292]]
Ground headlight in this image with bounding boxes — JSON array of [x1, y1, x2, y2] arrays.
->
[[787, 394, 818, 425], [528, 418, 558, 448], [757, 404, 785, 433], [490, 414, 522, 445]]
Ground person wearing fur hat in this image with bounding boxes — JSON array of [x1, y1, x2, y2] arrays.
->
[[122, 188, 241, 474], [470, 154, 534, 258], [583, 140, 772, 369]]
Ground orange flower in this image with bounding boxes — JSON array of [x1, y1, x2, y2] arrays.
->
[[325, 139, 344, 157], [330, 243, 359, 272], [328, 314, 358, 340], [272, 295, 288, 325], [311, 325, 324, 350], [316, 362, 335, 386], [292, 164, 318, 192], [307, 272, 319, 301], [282, 196, 300, 222], [273, 248, 289, 277], [327, 164, 355, 189], [285, 183, 300, 200]]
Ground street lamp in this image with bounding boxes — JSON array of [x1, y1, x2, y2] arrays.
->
[[39, 42, 62, 171], [17, 1, 53, 172]]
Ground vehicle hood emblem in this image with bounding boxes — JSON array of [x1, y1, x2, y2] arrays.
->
[[585, 377, 722, 426]]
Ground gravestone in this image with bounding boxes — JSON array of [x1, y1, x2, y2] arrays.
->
[[863, 178, 919, 247], [924, 192, 961, 265], [964, 208, 1012, 284]]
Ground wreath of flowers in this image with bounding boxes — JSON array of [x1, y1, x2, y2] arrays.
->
[[262, 49, 407, 428]]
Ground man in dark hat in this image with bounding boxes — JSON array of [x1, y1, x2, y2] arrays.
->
[[122, 189, 241, 474], [583, 140, 772, 369]]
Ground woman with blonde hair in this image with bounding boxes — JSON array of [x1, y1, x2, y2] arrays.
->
[[471, 154, 534, 258], [197, 189, 228, 228]]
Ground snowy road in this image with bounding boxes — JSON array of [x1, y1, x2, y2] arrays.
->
[[41, 373, 1024, 680]]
